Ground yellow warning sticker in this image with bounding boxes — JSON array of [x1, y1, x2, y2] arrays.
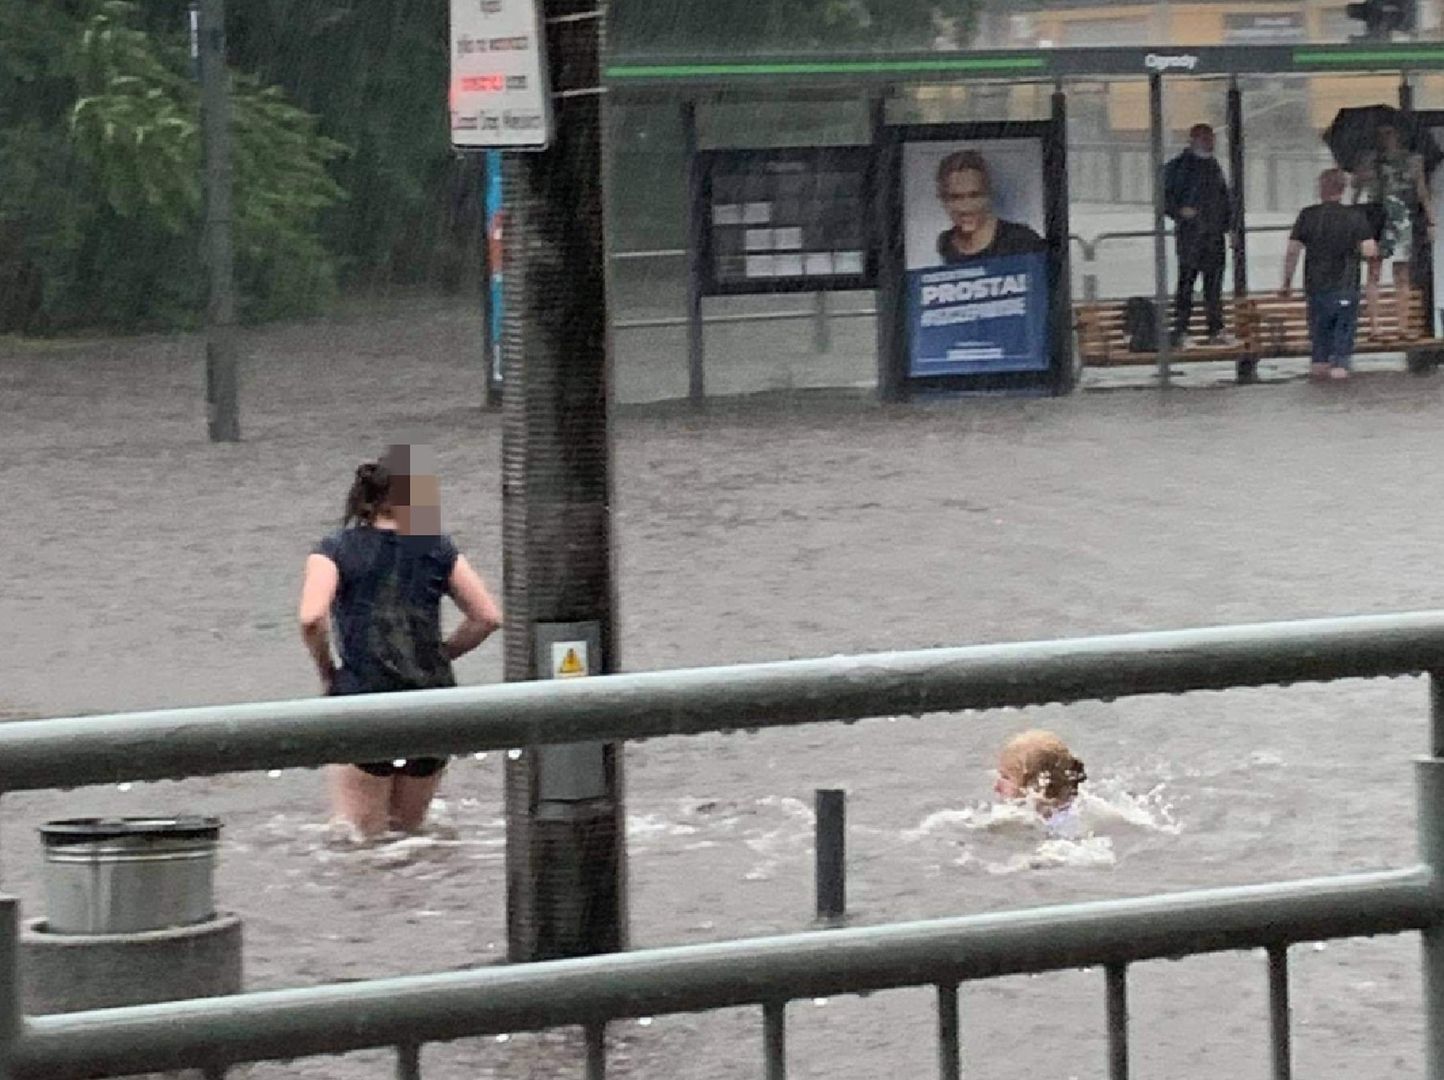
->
[[553, 642, 588, 679]]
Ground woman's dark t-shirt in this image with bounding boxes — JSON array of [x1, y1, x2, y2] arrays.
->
[[313, 526, 459, 695], [1290, 203, 1373, 295], [937, 220, 1046, 265]]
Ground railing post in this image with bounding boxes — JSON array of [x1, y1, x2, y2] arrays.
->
[[396, 1043, 421, 1080], [812, 292, 831, 355], [1432, 673, 1444, 759], [1267, 946, 1292, 1080], [815, 789, 845, 924], [1105, 964, 1129, 1080], [937, 984, 961, 1080], [763, 1002, 787, 1080], [0, 898, 19, 1080], [584, 1023, 607, 1080], [1148, 72, 1172, 389], [1422, 672, 1444, 1080], [682, 98, 706, 408]]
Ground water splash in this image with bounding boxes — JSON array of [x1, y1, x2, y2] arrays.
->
[[908, 773, 1181, 873]]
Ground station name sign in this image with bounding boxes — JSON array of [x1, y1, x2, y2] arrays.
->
[[450, 0, 552, 149], [1142, 53, 1200, 73]]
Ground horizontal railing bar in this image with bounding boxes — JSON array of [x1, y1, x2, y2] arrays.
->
[[620, 309, 818, 327], [611, 248, 686, 260], [11, 868, 1437, 1079], [613, 316, 690, 329], [2, 612, 1442, 792], [1087, 223, 1293, 245], [606, 221, 1299, 267], [614, 308, 878, 331]]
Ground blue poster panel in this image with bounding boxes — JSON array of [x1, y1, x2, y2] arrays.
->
[[485, 149, 504, 386], [902, 137, 1050, 377]]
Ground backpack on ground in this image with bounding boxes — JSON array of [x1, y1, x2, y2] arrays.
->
[[1123, 296, 1158, 353]]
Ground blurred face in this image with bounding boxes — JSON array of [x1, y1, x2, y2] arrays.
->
[[1380, 126, 1401, 153], [384, 444, 442, 535], [938, 168, 993, 238], [1191, 128, 1215, 156]]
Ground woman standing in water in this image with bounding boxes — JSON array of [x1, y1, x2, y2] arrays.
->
[[298, 445, 503, 840], [1354, 123, 1435, 340]]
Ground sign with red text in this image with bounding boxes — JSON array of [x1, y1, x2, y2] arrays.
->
[[449, 0, 552, 149]]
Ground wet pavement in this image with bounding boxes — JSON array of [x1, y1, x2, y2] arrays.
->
[[2, 296, 1442, 1077]]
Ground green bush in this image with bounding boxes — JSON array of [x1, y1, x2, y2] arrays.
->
[[0, 0, 346, 331]]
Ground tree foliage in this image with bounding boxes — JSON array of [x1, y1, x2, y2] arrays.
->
[[610, 0, 981, 53], [1, 0, 345, 330], [1, 0, 984, 333]]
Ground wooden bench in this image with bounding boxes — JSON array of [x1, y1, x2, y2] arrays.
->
[[1076, 289, 1432, 381], [1074, 297, 1256, 381]]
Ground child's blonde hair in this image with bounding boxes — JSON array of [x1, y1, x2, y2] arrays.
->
[[999, 730, 1087, 805]]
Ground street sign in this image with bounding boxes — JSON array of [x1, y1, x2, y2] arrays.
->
[[449, 0, 553, 150]]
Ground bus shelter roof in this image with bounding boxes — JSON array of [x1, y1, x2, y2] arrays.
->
[[605, 42, 1444, 99]]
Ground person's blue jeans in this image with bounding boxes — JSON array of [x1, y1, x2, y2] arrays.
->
[[1306, 289, 1361, 368]]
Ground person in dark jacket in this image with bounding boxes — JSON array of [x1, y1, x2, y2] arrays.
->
[[1164, 123, 1235, 347]]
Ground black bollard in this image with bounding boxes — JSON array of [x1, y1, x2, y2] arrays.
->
[[815, 789, 846, 924]]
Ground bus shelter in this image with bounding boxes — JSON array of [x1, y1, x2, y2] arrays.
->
[[601, 42, 1444, 400]]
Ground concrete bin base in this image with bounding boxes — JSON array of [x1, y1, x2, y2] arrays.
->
[[21, 913, 243, 1016]]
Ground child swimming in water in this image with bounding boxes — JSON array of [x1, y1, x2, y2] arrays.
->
[[994, 730, 1087, 829]]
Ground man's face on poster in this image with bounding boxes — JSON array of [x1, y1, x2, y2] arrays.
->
[[938, 168, 992, 239]]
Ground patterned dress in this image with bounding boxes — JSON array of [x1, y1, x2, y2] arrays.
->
[[1362, 150, 1423, 262]]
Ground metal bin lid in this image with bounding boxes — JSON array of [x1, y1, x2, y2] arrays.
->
[[38, 816, 222, 846]]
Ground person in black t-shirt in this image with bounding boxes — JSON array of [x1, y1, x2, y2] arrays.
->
[[934, 150, 1046, 265], [1280, 168, 1379, 381], [299, 444, 503, 841]]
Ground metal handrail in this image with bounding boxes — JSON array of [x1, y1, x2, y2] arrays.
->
[[5, 611, 1444, 1079], [608, 222, 1299, 270], [1073, 222, 1294, 261], [3, 611, 1443, 792], [607, 223, 1301, 332], [8, 866, 1438, 1078]]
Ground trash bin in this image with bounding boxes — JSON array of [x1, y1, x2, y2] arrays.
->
[[39, 817, 221, 936]]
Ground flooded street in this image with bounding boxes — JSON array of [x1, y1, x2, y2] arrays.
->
[[2, 298, 1442, 1077]]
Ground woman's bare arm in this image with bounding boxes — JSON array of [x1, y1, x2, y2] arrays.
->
[[444, 555, 503, 662], [298, 554, 340, 689]]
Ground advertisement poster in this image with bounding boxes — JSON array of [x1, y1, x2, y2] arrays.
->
[[902, 137, 1050, 377]]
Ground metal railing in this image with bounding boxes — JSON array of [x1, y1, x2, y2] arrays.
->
[[2, 610, 1444, 1079], [1074, 222, 1295, 301], [608, 222, 1298, 340]]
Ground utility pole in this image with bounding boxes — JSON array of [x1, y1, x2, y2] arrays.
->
[[501, 0, 626, 962], [197, 0, 240, 443]]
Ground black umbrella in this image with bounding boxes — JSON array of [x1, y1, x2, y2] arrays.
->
[[1323, 103, 1444, 175]]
